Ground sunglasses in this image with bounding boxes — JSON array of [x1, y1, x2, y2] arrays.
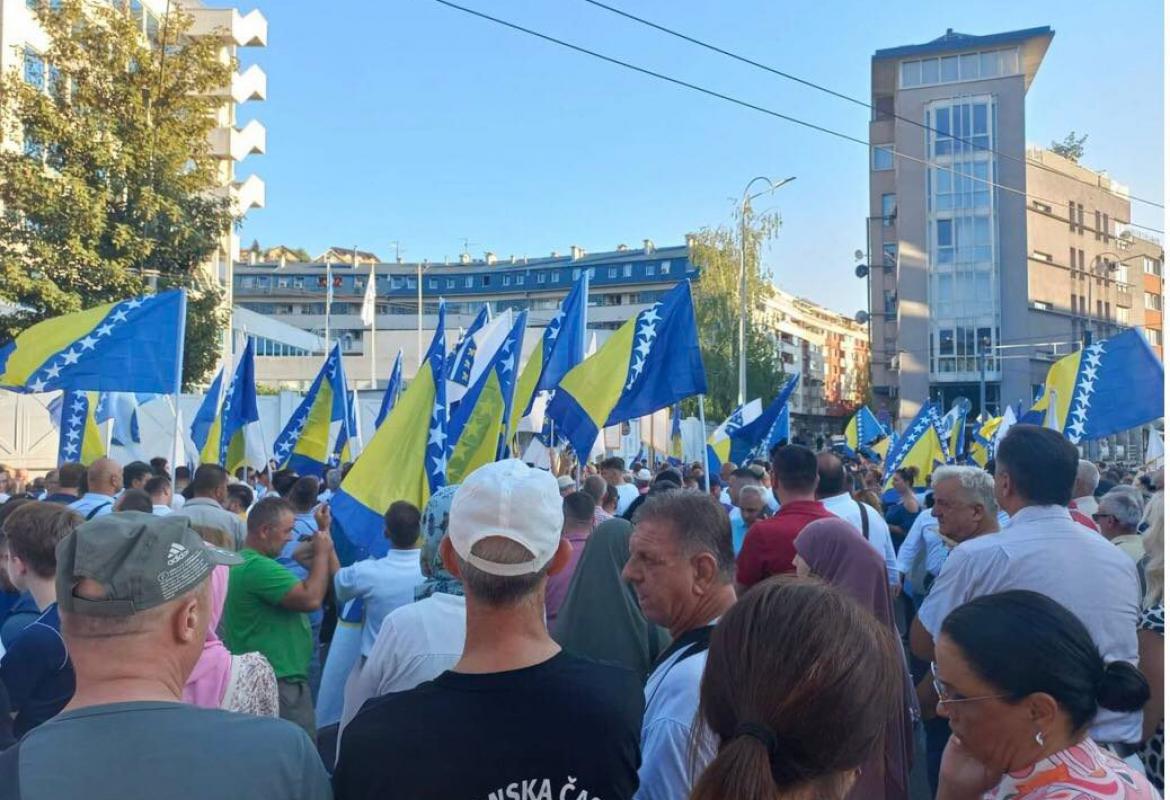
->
[[931, 662, 1010, 706]]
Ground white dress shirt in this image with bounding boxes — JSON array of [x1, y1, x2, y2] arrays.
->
[[67, 492, 115, 519], [333, 550, 425, 657], [917, 505, 1142, 744], [819, 493, 899, 584], [896, 511, 949, 579]]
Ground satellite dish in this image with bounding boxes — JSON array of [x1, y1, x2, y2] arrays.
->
[[855, 264, 870, 278], [855, 310, 870, 324], [853, 249, 865, 260]]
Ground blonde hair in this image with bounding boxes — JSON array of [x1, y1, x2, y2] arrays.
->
[[1143, 492, 1163, 608], [192, 524, 235, 551]]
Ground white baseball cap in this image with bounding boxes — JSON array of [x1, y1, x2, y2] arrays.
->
[[635, 468, 653, 482], [556, 475, 575, 491], [449, 459, 564, 577]]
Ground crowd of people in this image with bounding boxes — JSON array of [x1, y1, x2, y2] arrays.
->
[[0, 423, 1162, 799]]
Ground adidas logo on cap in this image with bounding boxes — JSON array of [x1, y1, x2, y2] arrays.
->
[[167, 543, 188, 566]]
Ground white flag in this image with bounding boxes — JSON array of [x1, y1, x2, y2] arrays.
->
[[360, 270, 377, 327]]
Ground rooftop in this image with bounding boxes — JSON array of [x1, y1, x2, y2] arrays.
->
[[874, 26, 1053, 60]]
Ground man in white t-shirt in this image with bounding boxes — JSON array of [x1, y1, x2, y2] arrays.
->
[[622, 489, 736, 800], [600, 457, 639, 516]]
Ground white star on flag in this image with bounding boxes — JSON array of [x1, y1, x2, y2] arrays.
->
[[61, 349, 81, 365], [96, 323, 114, 337]]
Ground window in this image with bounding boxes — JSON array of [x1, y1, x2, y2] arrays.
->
[[881, 193, 896, 226], [503, 275, 512, 287], [874, 95, 894, 121], [462, 276, 472, 288], [1146, 329, 1163, 347], [1094, 211, 1102, 241], [1069, 247, 1077, 271], [1077, 204, 1085, 231], [277, 277, 289, 288], [901, 48, 1019, 89], [354, 278, 364, 290], [551, 272, 561, 283], [1102, 214, 1110, 241], [660, 260, 671, 275], [481, 275, 490, 287], [446, 278, 455, 289], [1118, 308, 1130, 324], [406, 277, 416, 289], [537, 273, 546, 284], [1116, 263, 1129, 284], [427, 278, 437, 289], [1144, 258, 1163, 277], [293, 277, 304, 289], [872, 145, 894, 171], [940, 56, 959, 82], [882, 243, 897, 269], [1068, 201, 1077, 232], [1145, 292, 1162, 311], [516, 275, 525, 286], [623, 263, 633, 278], [23, 48, 45, 90], [572, 269, 580, 280], [608, 267, 617, 279], [645, 264, 655, 276]]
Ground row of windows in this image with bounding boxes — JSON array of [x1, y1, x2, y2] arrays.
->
[[900, 47, 1019, 89], [246, 336, 311, 358], [239, 290, 669, 319], [237, 260, 679, 293]]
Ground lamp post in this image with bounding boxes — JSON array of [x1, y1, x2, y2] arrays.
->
[[738, 175, 796, 406]]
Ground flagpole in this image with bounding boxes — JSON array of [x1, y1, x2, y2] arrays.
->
[[171, 289, 189, 473], [698, 395, 710, 492], [324, 255, 332, 355], [366, 248, 377, 390]]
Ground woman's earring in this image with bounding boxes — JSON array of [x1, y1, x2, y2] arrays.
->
[[1034, 731, 1045, 747]]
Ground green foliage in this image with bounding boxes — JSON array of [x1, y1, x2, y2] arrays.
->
[[0, 1, 235, 389], [686, 206, 787, 423], [1050, 131, 1088, 163]]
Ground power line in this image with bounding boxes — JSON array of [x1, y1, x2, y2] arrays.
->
[[581, 0, 1165, 211], [430, 0, 1165, 236]]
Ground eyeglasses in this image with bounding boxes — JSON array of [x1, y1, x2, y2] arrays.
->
[[931, 662, 1010, 706], [1091, 513, 1116, 523]]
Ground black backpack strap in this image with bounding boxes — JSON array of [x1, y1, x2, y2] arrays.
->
[[855, 500, 870, 539], [0, 741, 22, 800], [85, 502, 111, 520]]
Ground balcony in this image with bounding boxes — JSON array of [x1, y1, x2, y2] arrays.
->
[[229, 64, 267, 103], [214, 174, 265, 215], [208, 119, 266, 161], [186, 8, 268, 47]]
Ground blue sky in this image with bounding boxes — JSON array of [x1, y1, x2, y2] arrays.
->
[[235, 0, 1163, 317]]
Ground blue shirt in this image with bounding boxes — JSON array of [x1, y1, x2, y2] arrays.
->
[[0, 603, 75, 736], [67, 492, 115, 519], [278, 512, 323, 629], [730, 516, 750, 556], [0, 591, 41, 648]]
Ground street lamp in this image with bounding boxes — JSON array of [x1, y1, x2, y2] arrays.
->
[[739, 175, 796, 406]]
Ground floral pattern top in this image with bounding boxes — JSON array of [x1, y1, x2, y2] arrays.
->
[[222, 651, 279, 717], [984, 739, 1158, 799]]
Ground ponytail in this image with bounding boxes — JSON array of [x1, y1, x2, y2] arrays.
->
[[1096, 661, 1150, 713], [690, 736, 775, 800]]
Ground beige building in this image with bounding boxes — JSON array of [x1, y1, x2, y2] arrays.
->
[[1, 0, 267, 361], [868, 26, 1162, 427], [760, 289, 871, 423]]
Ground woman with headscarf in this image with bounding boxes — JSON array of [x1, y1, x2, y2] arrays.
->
[[338, 486, 466, 741], [794, 518, 915, 800], [553, 517, 670, 682], [182, 565, 278, 716]]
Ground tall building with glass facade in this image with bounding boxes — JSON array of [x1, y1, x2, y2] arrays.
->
[[868, 27, 1054, 424]]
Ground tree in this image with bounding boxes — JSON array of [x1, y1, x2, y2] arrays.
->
[[1051, 131, 1088, 163], [0, 1, 236, 388], [686, 207, 787, 423]]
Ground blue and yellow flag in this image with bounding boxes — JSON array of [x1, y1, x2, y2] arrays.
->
[[731, 374, 800, 463], [0, 290, 186, 394], [53, 391, 105, 465], [706, 398, 762, 474], [94, 392, 151, 448], [447, 311, 527, 484], [937, 398, 971, 464], [374, 350, 403, 429], [1033, 329, 1164, 444], [882, 403, 948, 488], [272, 343, 350, 477], [217, 338, 261, 473], [969, 414, 1001, 468], [510, 272, 589, 438], [331, 302, 449, 561], [446, 304, 490, 402], [547, 280, 706, 461], [191, 367, 225, 463], [845, 406, 887, 453], [332, 388, 359, 465]]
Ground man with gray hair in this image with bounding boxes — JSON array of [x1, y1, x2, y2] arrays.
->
[[1073, 458, 1101, 517], [1094, 488, 1146, 564], [0, 512, 331, 798], [334, 460, 643, 800], [622, 489, 737, 800]]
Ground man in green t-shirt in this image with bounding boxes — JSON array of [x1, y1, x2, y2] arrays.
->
[[224, 496, 338, 737]]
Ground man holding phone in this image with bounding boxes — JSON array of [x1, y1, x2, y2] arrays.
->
[[224, 495, 339, 737]]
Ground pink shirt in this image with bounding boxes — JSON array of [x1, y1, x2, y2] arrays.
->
[[984, 739, 1157, 799], [544, 530, 591, 624]]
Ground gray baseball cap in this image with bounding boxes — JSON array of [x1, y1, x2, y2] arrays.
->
[[56, 511, 242, 617]]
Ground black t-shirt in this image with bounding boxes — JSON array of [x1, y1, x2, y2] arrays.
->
[[333, 650, 644, 800]]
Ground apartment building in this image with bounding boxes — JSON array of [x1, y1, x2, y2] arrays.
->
[[868, 26, 1163, 426]]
